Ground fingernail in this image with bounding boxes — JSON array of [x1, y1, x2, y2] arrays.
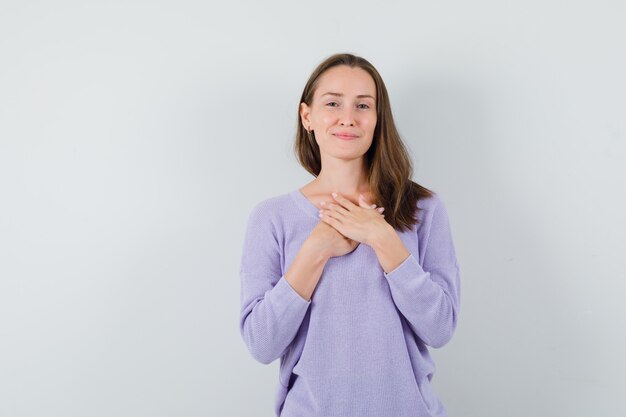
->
[[332, 192, 337, 198]]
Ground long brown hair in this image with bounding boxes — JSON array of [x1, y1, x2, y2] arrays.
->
[[293, 52, 435, 232]]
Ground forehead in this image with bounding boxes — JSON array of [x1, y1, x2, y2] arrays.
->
[[315, 65, 376, 98]]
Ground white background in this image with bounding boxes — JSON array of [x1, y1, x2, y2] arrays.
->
[[1, 1, 624, 416]]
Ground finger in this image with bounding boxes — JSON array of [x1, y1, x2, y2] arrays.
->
[[358, 194, 374, 209], [320, 207, 346, 221], [359, 194, 380, 211], [319, 209, 343, 228], [325, 202, 349, 218], [321, 200, 346, 215], [332, 192, 358, 211]]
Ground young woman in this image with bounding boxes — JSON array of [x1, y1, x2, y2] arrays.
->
[[239, 53, 461, 417]]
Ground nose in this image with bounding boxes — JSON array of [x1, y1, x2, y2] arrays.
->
[[339, 107, 356, 126]]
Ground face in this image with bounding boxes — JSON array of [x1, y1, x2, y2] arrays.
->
[[300, 65, 377, 160]]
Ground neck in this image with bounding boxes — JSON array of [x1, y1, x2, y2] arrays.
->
[[313, 157, 370, 196]]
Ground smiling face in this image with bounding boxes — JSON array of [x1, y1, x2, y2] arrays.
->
[[300, 65, 377, 161]]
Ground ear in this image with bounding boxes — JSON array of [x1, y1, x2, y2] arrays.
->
[[300, 102, 311, 129]]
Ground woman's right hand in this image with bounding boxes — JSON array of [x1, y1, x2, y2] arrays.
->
[[307, 221, 360, 259], [305, 194, 384, 259]]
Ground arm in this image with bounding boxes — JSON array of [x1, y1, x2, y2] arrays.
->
[[369, 196, 461, 348], [239, 203, 323, 364]]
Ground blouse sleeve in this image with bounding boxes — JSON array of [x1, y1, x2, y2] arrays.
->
[[383, 195, 461, 348], [238, 201, 311, 364]]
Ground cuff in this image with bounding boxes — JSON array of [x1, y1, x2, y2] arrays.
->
[[383, 253, 428, 283], [384, 253, 413, 277], [268, 275, 311, 320]]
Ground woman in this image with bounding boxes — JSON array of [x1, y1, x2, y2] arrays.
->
[[239, 53, 461, 417]]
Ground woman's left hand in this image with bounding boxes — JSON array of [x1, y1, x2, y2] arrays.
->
[[318, 192, 390, 246]]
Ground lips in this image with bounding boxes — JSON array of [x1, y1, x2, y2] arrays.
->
[[333, 133, 358, 140]]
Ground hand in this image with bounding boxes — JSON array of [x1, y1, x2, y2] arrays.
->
[[307, 220, 360, 259], [318, 192, 389, 246]]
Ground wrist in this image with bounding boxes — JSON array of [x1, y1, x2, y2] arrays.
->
[[303, 238, 331, 263], [367, 222, 394, 251], [368, 223, 411, 274]]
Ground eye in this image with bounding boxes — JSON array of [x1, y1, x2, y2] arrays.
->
[[357, 103, 370, 109], [326, 102, 338, 107]]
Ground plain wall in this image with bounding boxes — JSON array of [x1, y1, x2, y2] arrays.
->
[[1, 1, 624, 416]]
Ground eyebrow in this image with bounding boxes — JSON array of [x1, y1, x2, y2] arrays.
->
[[320, 92, 376, 100]]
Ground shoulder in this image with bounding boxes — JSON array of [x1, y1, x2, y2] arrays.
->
[[245, 191, 294, 226], [415, 191, 445, 224], [413, 190, 456, 245]]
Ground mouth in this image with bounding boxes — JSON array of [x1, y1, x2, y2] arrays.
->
[[333, 133, 358, 140]]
